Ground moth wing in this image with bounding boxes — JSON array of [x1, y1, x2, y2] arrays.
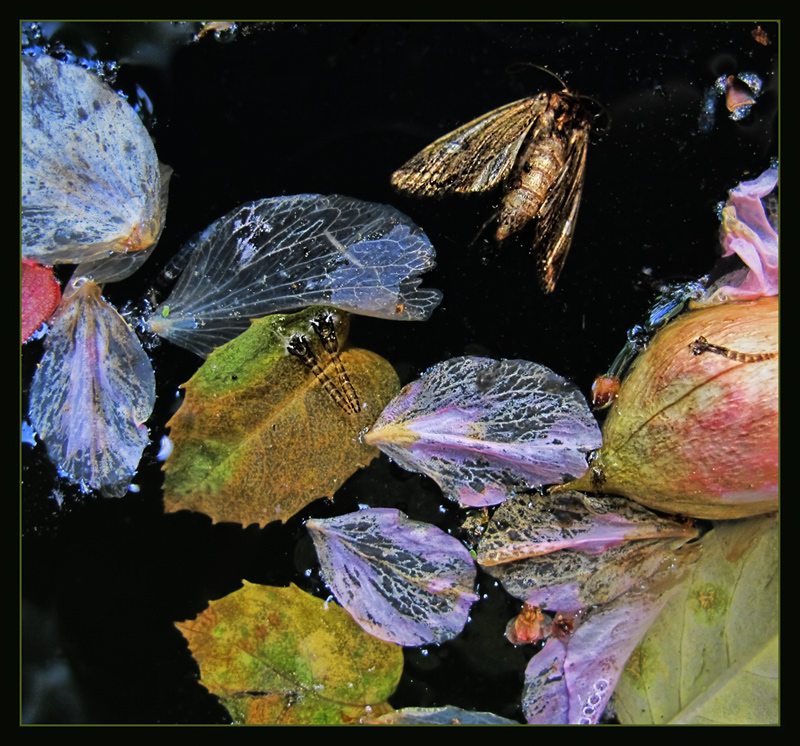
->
[[391, 95, 546, 196], [535, 124, 590, 293], [148, 194, 442, 357]]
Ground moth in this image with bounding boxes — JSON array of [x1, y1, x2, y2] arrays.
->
[[391, 73, 595, 293]]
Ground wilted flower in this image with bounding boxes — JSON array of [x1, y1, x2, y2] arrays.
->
[[699, 166, 778, 306]]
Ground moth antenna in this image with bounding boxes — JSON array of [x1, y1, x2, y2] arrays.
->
[[506, 63, 610, 132], [505, 62, 568, 91], [580, 95, 611, 133]]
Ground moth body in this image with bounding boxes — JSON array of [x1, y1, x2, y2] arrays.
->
[[497, 132, 566, 241], [497, 92, 587, 242]]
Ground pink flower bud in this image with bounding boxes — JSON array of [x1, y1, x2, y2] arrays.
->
[[565, 296, 778, 519]]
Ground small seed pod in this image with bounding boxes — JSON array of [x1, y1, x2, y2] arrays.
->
[[591, 374, 621, 410]]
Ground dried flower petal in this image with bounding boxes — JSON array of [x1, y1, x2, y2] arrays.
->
[[307, 508, 478, 647], [477, 491, 698, 566], [22, 55, 168, 276], [365, 357, 601, 507], [28, 278, 155, 496]]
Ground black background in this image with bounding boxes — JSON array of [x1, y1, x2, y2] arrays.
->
[[21, 21, 779, 724]]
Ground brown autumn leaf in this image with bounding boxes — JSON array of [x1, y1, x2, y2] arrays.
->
[[163, 306, 400, 526]]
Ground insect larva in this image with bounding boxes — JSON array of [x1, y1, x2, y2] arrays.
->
[[310, 313, 360, 415], [286, 334, 354, 415], [690, 336, 778, 363]]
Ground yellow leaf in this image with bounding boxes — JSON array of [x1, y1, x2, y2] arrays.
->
[[176, 583, 402, 724]]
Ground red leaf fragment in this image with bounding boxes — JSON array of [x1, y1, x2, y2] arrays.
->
[[21, 260, 61, 343]]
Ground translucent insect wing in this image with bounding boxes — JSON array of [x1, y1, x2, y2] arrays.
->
[[29, 278, 156, 496], [22, 55, 166, 267], [148, 194, 441, 357]]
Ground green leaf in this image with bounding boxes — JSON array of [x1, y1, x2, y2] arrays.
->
[[614, 514, 778, 724], [176, 582, 403, 724], [163, 306, 400, 525]]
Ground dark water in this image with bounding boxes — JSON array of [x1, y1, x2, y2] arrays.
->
[[21, 21, 778, 724]]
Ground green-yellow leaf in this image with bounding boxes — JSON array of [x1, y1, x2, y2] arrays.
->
[[176, 582, 403, 724], [614, 514, 778, 724], [163, 307, 400, 525]]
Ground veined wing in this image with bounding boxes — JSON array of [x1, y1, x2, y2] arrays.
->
[[147, 194, 442, 357], [535, 124, 590, 293], [391, 95, 547, 196]]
